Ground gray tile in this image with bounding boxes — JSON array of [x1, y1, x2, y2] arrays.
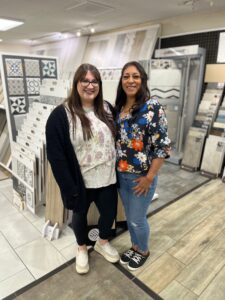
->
[[16, 251, 153, 300]]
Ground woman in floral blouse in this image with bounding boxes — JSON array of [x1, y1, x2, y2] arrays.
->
[[115, 61, 170, 270]]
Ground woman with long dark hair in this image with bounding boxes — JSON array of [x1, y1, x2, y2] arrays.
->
[[46, 63, 119, 274], [115, 61, 170, 270]]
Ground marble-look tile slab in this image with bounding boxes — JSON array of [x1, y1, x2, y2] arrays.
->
[[160, 280, 198, 300], [0, 212, 40, 248], [0, 249, 25, 282], [176, 232, 225, 295], [137, 252, 185, 294], [0, 232, 13, 255], [15, 238, 66, 279], [0, 269, 34, 299]]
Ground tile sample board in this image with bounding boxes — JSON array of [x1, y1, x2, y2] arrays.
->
[[82, 24, 160, 68], [201, 135, 225, 176], [0, 54, 58, 142], [181, 127, 207, 170]]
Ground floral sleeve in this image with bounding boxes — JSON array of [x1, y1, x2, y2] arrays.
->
[[148, 102, 171, 159]]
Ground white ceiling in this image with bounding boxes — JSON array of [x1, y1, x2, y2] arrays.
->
[[0, 0, 225, 45]]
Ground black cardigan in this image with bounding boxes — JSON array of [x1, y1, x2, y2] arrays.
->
[[46, 104, 87, 212]]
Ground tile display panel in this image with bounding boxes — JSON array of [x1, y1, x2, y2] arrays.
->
[[82, 25, 160, 68], [1, 54, 58, 141]]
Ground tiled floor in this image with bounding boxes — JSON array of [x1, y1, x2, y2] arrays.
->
[[0, 179, 77, 299], [0, 163, 211, 299]]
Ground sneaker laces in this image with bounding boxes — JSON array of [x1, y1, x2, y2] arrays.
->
[[132, 253, 143, 264], [124, 249, 135, 258]]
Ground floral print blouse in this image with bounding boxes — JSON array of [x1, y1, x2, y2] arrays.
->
[[116, 98, 171, 174]]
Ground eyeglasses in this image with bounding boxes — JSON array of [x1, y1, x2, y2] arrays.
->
[[80, 79, 99, 87], [122, 74, 141, 81]]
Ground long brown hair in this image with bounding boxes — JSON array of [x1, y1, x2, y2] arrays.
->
[[65, 63, 115, 140]]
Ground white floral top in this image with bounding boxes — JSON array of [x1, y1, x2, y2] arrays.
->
[[65, 105, 116, 188]]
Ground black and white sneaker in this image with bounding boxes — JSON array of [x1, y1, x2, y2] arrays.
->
[[120, 248, 136, 265], [127, 252, 150, 270]]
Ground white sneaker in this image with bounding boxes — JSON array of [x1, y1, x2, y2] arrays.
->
[[94, 239, 120, 263], [76, 248, 89, 274]]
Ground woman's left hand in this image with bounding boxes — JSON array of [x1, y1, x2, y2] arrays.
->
[[132, 176, 152, 196]]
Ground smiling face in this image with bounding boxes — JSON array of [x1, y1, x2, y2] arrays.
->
[[77, 70, 100, 107], [121, 65, 142, 98]]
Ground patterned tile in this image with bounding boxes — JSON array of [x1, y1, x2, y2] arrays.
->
[[17, 160, 25, 181], [40, 95, 64, 105], [8, 78, 25, 96], [10, 97, 27, 115], [5, 58, 23, 77], [24, 167, 33, 187], [41, 60, 57, 78], [26, 189, 34, 209], [24, 59, 40, 77], [26, 78, 40, 95], [28, 96, 40, 105]]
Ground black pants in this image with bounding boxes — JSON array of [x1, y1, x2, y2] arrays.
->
[[72, 184, 118, 245]]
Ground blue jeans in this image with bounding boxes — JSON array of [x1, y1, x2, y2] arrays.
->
[[118, 172, 158, 252]]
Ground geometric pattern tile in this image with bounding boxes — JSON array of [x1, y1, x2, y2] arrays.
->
[[5, 58, 23, 77], [8, 78, 25, 96], [24, 166, 33, 187], [10, 96, 27, 115], [24, 59, 40, 77], [26, 78, 40, 95], [41, 60, 57, 78], [17, 160, 25, 180]]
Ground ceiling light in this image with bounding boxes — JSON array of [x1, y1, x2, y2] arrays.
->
[[0, 39, 2, 42], [90, 27, 95, 33], [0, 18, 24, 31], [76, 31, 81, 37]]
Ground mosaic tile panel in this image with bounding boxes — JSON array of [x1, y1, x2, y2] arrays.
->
[[10, 96, 27, 115], [26, 78, 40, 95], [5, 58, 23, 77], [24, 59, 40, 77], [8, 78, 25, 96], [41, 60, 57, 78]]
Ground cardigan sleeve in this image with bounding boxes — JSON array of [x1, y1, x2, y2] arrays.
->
[[46, 106, 79, 209]]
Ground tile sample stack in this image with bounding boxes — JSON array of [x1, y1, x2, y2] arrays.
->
[[181, 127, 207, 171], [200, 134, 225, 177]]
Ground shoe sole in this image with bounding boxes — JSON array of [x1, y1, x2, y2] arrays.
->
[[119, 258, 129, 265], [76, 264, 89, 274], [127, 257, 150, 271], [94, 244, 120, 263]]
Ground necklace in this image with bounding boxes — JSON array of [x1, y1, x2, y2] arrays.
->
[[83, 106, 94, 113]]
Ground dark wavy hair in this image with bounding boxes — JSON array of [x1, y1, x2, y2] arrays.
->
[[115, 61, 150, 115], [64, 63, 115, 140]]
